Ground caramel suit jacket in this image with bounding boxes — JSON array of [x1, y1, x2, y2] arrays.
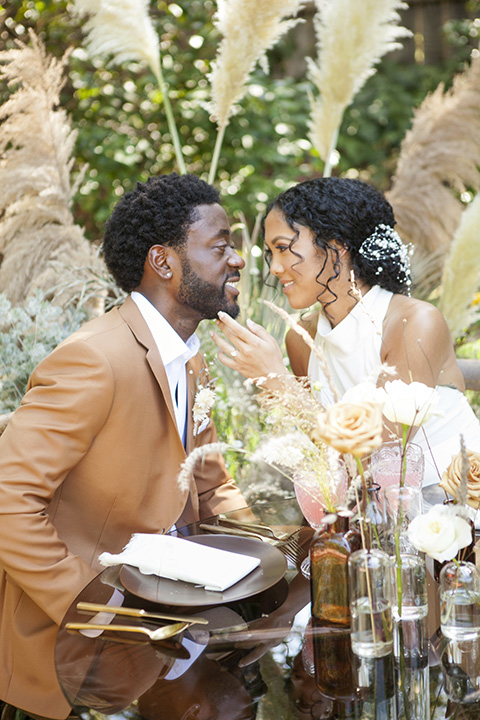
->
[[0, 297, 245, 718]]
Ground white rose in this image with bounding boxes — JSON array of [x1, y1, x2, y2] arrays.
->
[[377, 380, 439, 427], [407, 504, 472, 562]]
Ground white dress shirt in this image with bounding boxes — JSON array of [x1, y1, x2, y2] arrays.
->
[[131, 292, 200, 446]]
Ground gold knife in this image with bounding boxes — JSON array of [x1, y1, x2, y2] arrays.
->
[[76, 601, 209, 625]]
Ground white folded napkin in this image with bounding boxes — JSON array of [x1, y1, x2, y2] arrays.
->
[[98, 533, 261, 592]]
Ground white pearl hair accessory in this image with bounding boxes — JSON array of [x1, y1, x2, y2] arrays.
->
[[358, 224, 412, 290]]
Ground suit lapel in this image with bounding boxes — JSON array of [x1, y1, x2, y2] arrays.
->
[[118, 297, 184, 452]]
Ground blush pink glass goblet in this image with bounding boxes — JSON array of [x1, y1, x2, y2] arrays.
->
[[293, 463, 348, 577], [370, 441, 424, 501]]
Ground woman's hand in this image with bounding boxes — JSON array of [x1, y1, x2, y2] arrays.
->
[[211, 311, 287, 381]]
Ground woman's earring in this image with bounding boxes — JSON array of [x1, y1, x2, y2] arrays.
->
[[165, 271, 172, 278]]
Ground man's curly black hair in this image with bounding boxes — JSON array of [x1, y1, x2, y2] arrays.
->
[[263, 177, 409, 304], [102, 173, 221, 292]]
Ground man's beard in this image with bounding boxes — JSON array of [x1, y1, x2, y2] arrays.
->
[[178, 259, 240, 320]]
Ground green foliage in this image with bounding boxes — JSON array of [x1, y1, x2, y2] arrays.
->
[[0, 292, 87, 411], [2, 0, 480, 438], [2, 0, 478, 244]]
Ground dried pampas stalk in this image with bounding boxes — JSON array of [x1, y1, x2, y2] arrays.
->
[[0, 30, 101, 306], [387, 56, 480, 279], [308, 0, 410, 176], [438, 193, 480, 341], [71, 0, 186, 173], [208, 0, 305, 183], [176, 442, 229, 492], [262, 299, 339, 402]]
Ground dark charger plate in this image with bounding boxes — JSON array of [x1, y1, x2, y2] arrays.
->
[[119, 534, 287, 607]]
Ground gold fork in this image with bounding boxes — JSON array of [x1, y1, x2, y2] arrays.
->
[[198, 523, 303, 563], [217, 518, 304, 554]]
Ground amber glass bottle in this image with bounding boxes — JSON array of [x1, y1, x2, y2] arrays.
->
[[310, 515, 362, 625]]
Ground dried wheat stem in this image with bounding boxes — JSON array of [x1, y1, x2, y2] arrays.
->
[[262, 299, 339, 402]]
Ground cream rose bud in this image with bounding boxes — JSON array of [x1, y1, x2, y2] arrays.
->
[[312, 400, 384, 457], [440, 449, 480, 509], [377, 380, 440, 427], [407, 505, 472, 563]]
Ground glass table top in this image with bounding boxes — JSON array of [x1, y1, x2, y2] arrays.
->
[[54, 497, 480, 719]]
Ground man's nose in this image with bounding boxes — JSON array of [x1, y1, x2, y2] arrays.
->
[[227, 249, 245, 270]]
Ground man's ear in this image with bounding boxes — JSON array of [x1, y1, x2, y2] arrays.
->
[[147, 245, 173, 279]]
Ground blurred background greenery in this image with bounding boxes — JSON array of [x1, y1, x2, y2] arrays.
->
[[2, 0, 479, 241]]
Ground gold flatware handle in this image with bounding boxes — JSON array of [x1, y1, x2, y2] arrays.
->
[[218, 517, 277, 536], [76, 602, 208, 625], [199, 523, 268, 541], [65, 621, 189, 640]]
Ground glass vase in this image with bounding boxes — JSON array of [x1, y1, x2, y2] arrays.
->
[[348, 548, 393, 658], [383, 485, 423, 555], [440, 561, 480, 641], [310, 515, 361, 626], [433, 500, 476, 582], [392, 553, 428, 665], [350, 482, 387, 551]]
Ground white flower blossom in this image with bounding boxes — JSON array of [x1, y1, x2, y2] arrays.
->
[[343, 381, 384, 405], [407, 504, 472, 562], [377, 379, 440, 427], [192, 386, 216, 435]]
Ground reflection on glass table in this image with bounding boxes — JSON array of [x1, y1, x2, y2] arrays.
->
[[54, 498, 480, 720]]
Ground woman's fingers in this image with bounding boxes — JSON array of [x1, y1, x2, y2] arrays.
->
[[216, 311, 258, 343], [210, 329, 239, 359]]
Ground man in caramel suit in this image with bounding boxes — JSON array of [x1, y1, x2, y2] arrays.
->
[[0, 174, 247, 719]]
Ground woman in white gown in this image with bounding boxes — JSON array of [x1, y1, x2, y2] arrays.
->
[[212, 177, 480, 487]]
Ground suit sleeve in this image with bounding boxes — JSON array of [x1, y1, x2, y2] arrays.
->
[[191, 416, 247, 519], [0, 339, 114, 625]]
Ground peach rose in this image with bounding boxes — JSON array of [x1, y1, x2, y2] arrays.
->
[[440, 450, 480, 509], [312, 400, 384, 458]]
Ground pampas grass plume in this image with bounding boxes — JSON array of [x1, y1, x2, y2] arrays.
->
[[72, 0, 186, 173], [208, 0, 304, 182], [308, 0, 410, 175], [71, 0, 161, 79], [0, 31, 100, 305], [438, 194, 480, 341], [387, 56, 480, 281], [210, 0, 305, 129]]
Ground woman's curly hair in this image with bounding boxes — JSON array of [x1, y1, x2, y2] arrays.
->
[[102, 173, 220, 292], [263, 177, 409, 303]]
